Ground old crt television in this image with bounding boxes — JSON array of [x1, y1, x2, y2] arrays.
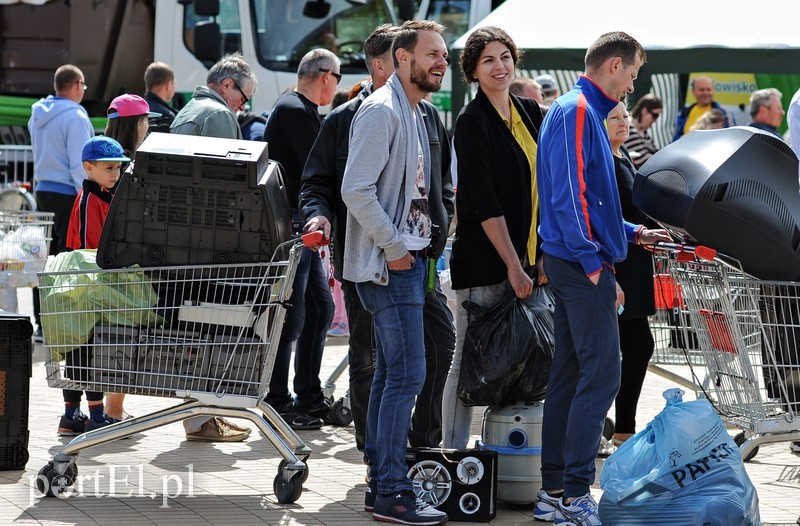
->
[[97, 132, 292, 269], [632, 126, 800, 281]]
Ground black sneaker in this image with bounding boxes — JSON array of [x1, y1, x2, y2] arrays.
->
[[57, 412, 88, 437], [364, 479, 378, 512], [274, 402, 323, 430], [86, 415, 122, 433], [373, 489, 448, 525], [295, 398, 332, 419]]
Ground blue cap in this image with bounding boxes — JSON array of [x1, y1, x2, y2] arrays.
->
[[81, 136, 131, 163]]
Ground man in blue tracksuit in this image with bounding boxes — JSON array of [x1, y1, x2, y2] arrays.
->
[[533, 32, 672, 525]]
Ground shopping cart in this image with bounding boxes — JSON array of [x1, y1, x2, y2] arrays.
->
[[0, 210, 53, 289], [660, 243, 800, 461], [648, 251, 710, 394], [35, 242, 313, 502]]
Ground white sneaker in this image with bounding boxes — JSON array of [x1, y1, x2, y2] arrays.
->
[[556, 493, 602, 526], [533, 488, 565, 522]]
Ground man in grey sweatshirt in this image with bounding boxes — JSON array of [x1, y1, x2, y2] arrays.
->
[[340, 20, 449, 526]]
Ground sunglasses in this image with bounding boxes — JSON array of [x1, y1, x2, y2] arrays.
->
[[319, 68, 342, 85], [232, 79, 249, 106], [648, 108, 662, 120]]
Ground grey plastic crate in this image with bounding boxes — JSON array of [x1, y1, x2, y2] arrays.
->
[[137, 329, 211, 393], [91, 325, 140, 389], [207, 335, 264, 396]]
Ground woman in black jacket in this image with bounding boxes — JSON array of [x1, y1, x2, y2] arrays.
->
[[606, 100, 657, 448], [441, 26, 545, 449]]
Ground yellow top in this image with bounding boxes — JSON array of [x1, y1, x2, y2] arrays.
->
[[496, 98, 538, 264], [683, 104, 710, 135]]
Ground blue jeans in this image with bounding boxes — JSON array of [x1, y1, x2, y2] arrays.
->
[[343, 276, 455, 453], [267, 247, 334, 408], [357, 257, 426, 495], [540, 253, 621, 498]]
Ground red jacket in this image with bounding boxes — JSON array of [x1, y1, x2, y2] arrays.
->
[[67, 179, 114, 250]]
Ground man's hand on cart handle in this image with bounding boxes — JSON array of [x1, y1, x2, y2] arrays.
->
[[302, 216, 332, 251], [638, 228, 673, 248]]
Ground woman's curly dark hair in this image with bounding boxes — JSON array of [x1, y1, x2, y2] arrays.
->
[[459, 26, 521, 85]]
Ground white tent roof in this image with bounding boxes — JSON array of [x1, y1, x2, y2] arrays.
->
[[452, 0, 800, 52]]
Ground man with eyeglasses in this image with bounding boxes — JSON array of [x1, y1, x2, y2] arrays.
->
[[169, 52, 258, 443], [29, 64, 95, 345], [261, 48, 341, 430], [170, 52, 257, 139]]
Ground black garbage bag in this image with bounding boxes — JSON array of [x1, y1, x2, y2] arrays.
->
[[457, 284, 555, 407]]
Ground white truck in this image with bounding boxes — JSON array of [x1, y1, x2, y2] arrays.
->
[[0, 0, 501, 132]]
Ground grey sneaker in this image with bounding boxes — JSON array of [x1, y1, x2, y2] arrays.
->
[[533, 488, 565, 522], [373, 489, 448, 525], [556, 493, 601, 526]]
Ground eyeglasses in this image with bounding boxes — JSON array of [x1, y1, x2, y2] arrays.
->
[[319, 68, 342, 85], [648, 108, 662, 120], [76, 79, 87, 91], [231, 79, 249, 106]]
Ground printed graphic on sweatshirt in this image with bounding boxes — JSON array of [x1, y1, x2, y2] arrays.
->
[[402, 138, 431, 241]]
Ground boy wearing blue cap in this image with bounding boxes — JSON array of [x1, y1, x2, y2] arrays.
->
[[66, 136, 130, 251], [57, 136, 130, 436]]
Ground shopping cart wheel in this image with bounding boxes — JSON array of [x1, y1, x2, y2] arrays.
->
[[330, 398, 353, 426], [36, 461, 77, 497], [733, 432, 759, 461], [603, 417, 615, 441], [279, 458, 309, 483], [273, 472, 303, 503]]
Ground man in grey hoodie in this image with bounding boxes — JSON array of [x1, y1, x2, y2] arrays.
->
[[340, 20, 449, 526], [29, 64, 96, 431], [29, 64, 95, 342]]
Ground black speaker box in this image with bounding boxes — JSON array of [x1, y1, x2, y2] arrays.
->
[[0, 312, 31, 470], [404, 447, 497, 522]]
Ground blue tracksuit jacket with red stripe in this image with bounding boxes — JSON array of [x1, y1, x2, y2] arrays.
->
[[536, 75, 642, 277]]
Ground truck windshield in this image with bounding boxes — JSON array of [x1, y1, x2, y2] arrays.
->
[[250, 0, 395, 73]]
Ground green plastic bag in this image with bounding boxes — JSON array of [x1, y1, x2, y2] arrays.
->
[[39, 250, 164, 360]]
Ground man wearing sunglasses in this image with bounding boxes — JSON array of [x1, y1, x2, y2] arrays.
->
[[262, 48, 341, 430], [169, 52, 258, 443]]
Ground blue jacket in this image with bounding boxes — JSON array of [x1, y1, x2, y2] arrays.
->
[[29, 96, 94, 195], [536, 76, 641, 276], [673, 100, 733, 141]]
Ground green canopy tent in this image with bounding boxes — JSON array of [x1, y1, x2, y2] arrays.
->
[[449, 0, 800, 145]]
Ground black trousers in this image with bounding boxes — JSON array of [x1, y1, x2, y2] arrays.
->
[[342, 275, 455, 453], [614, 316, 654, 434], [33, 190, 75, 327]]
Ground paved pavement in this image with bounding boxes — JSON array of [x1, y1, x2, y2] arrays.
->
[[1, 289, 799, 525]]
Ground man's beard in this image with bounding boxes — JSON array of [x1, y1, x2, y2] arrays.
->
[[410, 58, 442, 94]]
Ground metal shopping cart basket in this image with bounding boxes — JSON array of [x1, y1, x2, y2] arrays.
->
[[0, 210, 53, 288], [648, 251, 712, 394], [35, 242, 312, 502], [661, 243, 800, 461]]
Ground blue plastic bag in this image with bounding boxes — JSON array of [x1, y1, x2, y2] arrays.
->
[[599, 388, 761, 525]]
